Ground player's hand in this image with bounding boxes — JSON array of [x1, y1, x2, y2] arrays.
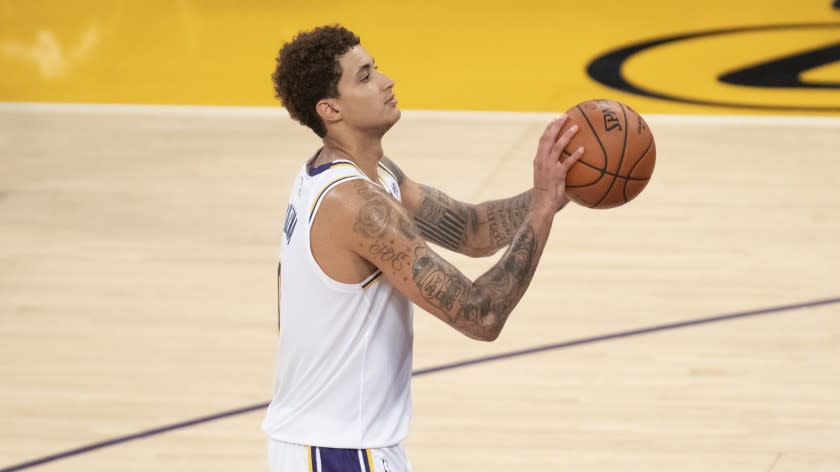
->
[[532, 115, 584, 213]]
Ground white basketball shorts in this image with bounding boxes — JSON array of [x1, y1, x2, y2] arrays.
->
[[267, 438, 412, 472]]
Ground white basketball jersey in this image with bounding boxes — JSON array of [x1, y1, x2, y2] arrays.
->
[[262, 150, 414, 449]]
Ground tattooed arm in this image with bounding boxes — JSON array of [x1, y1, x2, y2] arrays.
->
[[327, 117, 582, 341], [335, 178, 551, 341], [381, 159, 571, 258]]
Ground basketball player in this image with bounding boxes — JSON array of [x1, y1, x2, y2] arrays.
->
[[262, 25, 584, 472]]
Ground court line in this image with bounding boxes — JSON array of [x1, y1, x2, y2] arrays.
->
[[2, 296, 838, 472], [2, 102, 840, 126]]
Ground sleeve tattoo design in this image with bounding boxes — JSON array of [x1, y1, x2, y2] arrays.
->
[[353, 176, 543, 339], [414, 185, 477, 252], [484, 192, 532, 248], [411, 224, 539, 337]]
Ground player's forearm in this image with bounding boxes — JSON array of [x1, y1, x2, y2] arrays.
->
[[473, 190, 569, 255], [474, 190, 532, 254], [412, 207, 550, 342], [411, 185, 564, 258], [457, 209, 552, 340]]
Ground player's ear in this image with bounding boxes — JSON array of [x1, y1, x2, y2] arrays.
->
[[316, 99, 342, 125]]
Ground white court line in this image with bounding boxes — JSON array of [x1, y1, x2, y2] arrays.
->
[[1, 101, 839, 127]]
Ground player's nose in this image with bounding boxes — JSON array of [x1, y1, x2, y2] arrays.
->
[[381, 73, 395, 90]]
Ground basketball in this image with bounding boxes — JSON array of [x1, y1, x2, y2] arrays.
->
[[559, 99, 656, 209]]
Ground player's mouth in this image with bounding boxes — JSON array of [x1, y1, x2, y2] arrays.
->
[[385, 94, 397, 106]]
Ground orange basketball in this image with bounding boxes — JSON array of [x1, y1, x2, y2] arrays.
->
[[559, 99, 656, 209]]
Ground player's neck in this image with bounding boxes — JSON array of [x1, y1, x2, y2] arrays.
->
[[321, 133, 383, 182]]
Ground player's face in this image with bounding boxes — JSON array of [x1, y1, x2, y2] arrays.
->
[[334, 45, 400, 134]]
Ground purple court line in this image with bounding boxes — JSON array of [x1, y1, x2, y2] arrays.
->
[[412, 296, 840, 376], [2, 296, 838, 472]]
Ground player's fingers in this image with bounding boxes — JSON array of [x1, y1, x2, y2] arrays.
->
[[536, 116, 565, 163], [535, 121, 554, 163], [550, 123, 579, 160], [553, 113, 569, 131], [538, 117, 559, 143], [560, 146, 584, 173]]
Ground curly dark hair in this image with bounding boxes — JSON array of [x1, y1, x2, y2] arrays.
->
[[272, 25, 361, 138]]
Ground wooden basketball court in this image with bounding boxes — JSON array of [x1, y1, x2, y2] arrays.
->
[[1, 104, 838, 471]]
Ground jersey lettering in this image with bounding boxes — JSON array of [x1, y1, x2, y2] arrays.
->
[[283, 204, 298, 243]]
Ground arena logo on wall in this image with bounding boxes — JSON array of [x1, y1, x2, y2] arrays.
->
[[587, 23, 840, 112]]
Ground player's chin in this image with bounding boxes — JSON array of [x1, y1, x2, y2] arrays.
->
[[381, 118, 399, 135], [384, 107, 401, 127]]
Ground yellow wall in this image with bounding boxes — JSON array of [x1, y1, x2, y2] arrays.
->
[[1, 0, 838, 113]]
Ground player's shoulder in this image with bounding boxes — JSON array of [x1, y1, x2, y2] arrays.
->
[[319, 176, 410, 245], [319, 177, 396, 221]]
